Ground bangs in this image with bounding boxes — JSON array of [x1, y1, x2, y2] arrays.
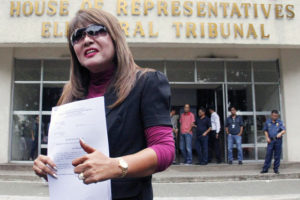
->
[[69, 15, 92, 37], [68, 10, 106, 38]]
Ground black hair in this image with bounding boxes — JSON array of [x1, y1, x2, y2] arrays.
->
[[199, 107, 206, 113], [229, 106, 237, 111], [208, 106, 215, 111], [271, 110, 279, 114]]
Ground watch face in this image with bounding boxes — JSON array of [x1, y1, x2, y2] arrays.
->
[[120, 159, 128, 168]]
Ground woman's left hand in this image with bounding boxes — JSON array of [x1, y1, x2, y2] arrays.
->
[[72, 139, 121, 184]]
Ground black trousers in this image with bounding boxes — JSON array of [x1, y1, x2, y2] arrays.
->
[[208, 131, 221, 162]]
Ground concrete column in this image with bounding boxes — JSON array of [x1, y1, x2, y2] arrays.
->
[[0, 47, 13, 163], [280, 49, 300, 162]]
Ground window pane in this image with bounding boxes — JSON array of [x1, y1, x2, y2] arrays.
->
[[228, 84, 253, 111], [258, 147, 267, 160], [135, 61, 164, 73], [15, 60, 41, 81], [227, 61, 251, 82], [231, 147, 255, 160], [255, 85, 280, 111], [256, 115, 268, 144], [196, 61, 224, 82], [254, 61, 279, 82], [166, 61, 194, 82], [13, 84, 40, 111], [243, 147, 255, 160], [41, 115, 50, 146], [42, 84, 64, 111], [242, 116, 255, 144], [44, 60, 70, 81], [11, 115, 39, 160]]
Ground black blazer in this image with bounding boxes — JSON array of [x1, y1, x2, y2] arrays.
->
[[103, 70, 172, 200]]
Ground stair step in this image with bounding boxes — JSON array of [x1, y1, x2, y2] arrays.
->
[[0, 162, 299, 183]]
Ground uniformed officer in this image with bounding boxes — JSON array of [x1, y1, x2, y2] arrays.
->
[[261, 110, 286, 174]]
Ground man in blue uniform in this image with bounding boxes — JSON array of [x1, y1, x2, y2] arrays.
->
[[195, 107, 211, 165], [261, 110, 286, 174], [225, 106, 244, 165]]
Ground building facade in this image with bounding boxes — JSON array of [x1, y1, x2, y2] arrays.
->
[[1, 0, 300, 163]]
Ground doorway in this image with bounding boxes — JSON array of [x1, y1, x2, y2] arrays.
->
[[170, 84, 226, 163]]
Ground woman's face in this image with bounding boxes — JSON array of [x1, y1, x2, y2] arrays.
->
[[72, 24, 115, 73]]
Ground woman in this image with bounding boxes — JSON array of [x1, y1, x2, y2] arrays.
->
[[32, 8, 175, 200]]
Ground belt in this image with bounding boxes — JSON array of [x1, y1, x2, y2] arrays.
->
[[270, 137, 282, 141]]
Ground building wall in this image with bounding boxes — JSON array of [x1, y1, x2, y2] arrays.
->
[[131, 46, 280, 60], [280, 49, 300, 162], [13, 46, 280, 60], [0, 48, 13, 163], [1, 0, 300, 47]]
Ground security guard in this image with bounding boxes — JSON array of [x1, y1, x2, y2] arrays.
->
[[261, 110, 286, 174]]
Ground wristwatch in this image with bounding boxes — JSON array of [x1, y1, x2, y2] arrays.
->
[[118, 158, 128, 178]]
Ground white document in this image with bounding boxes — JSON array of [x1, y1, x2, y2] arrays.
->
[[47, 97, 111, 200]]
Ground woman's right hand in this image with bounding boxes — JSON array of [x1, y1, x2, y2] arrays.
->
[[33, 155, 58, 181]]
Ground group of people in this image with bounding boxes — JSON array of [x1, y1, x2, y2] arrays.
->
[[170, 104, 286, 174], [170, 104, 223, 165]]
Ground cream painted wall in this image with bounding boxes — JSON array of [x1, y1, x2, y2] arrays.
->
[[280, 49, 300, 162], [0, 48, 13, 163], [131, 46, 280, 60], [14, 46, 280, 60], [1, 0, 300, 47]]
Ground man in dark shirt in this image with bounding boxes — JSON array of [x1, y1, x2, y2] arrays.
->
[[195, 107, 211, 165], [225, 106, 244, 165]]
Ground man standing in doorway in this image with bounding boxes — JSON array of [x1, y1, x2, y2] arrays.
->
[[208, 107, 222, 164], [170, 108, 179, 164], [195, 107, 211, 165], [261, 110, 286, 174], [226, 106, 244, 165], [179, 104, 195, 165]]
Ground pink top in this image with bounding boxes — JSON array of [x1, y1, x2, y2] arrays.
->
[[86, 68, 174, 172], [86, 67, 115, 98], [180, 112, 195, 134], [145, 126, 174, 172]]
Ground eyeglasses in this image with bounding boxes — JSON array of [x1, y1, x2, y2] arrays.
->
[[70, 24, 108, 46]]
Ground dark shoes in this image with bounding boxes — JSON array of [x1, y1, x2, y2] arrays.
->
[[196, 162, 208, 165], [260, 170, 268, 174], [260, 169, 280, 174], [228, 161, 243, 165]]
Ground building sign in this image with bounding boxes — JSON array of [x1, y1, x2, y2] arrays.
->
[[1, 0, 299, 46]]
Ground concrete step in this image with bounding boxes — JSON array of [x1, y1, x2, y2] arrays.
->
[[163, 161, 300, 171], [1, 162, 299, 171], [0, 163, 32, 171], [1, 179, 300, 199], [0, 162, 300, 183], [153, 162, 300, 183]]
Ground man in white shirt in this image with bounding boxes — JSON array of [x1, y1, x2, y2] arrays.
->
[[208, 107, 222, 164]]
